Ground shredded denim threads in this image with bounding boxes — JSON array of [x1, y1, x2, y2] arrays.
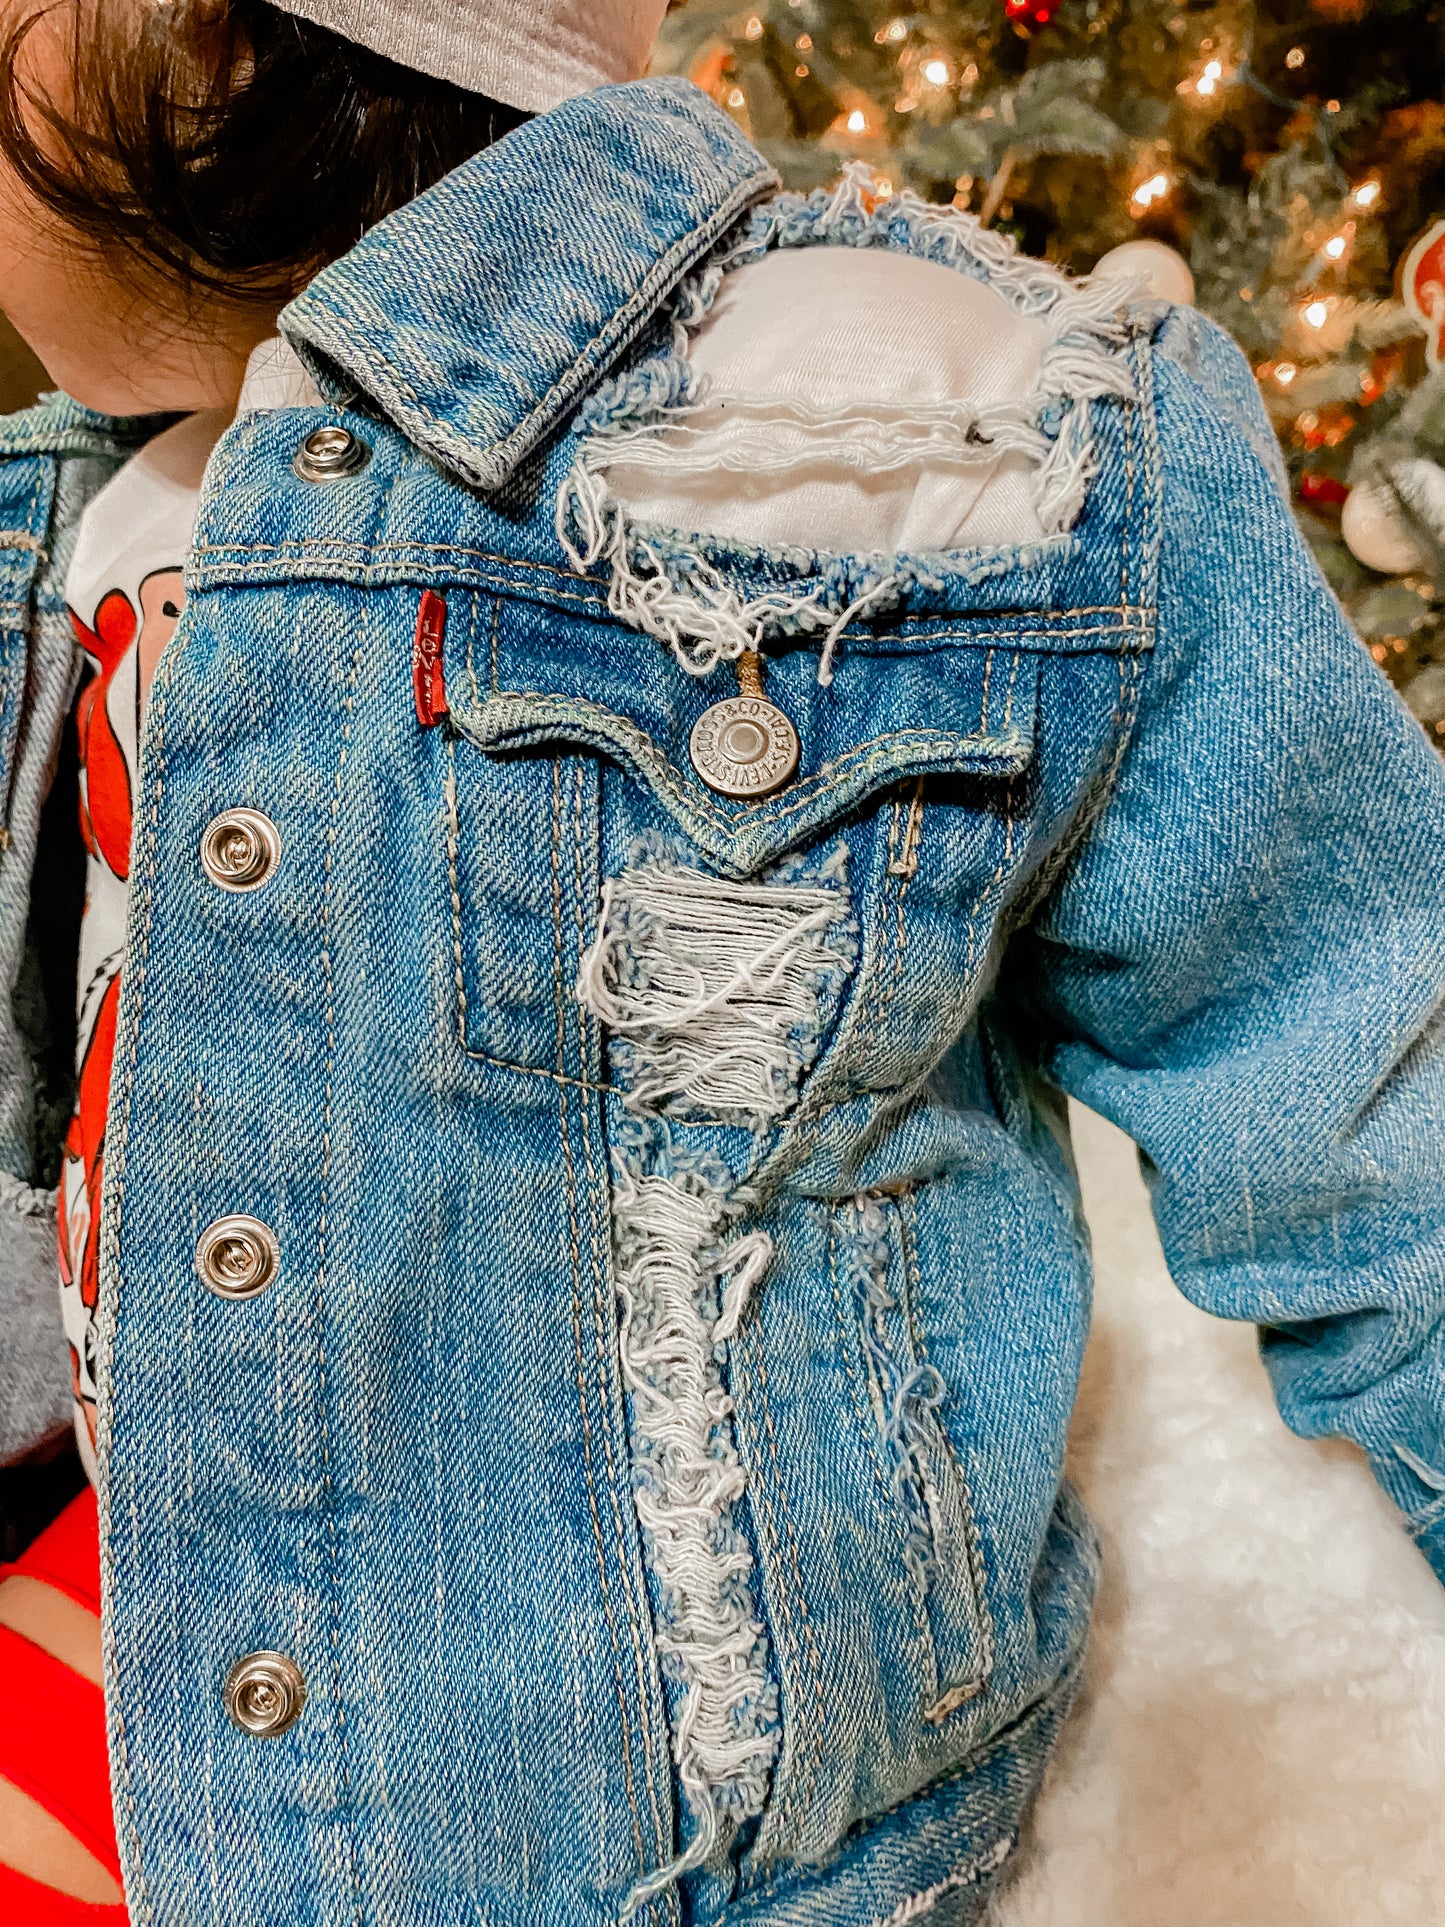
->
[[842, 1194, 949, 1596], [609, 1130, 781, 1919], [557, 161, 1135, 682], [577, 840, 858, 1127]]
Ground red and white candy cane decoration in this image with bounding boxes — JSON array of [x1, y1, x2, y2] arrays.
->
[[1405, 219, 1445, 368]]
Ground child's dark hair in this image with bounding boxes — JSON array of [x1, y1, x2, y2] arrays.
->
[[0, 0, 531, 304]]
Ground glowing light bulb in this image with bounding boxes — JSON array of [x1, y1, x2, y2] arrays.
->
[[923, 58, 951, 85], [1303, 300, 1329, 329], [744, 14, 763, 37], [728, 87, 746, 108], [875, 17, 908, 42], [1354, 180, 1381, 208], [1324, 234, 1347, 260], [1275, 361, 1298, 386], [1286, 45, 1305, 68], [1130, 172, 1171, 211], [847, 109, 868, 133]]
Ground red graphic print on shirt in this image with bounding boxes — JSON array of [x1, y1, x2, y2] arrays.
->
[[59, 566, 186, 1467]]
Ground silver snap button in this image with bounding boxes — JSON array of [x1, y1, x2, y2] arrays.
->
[[195, 1216, 280, 1300], [689, 695, 801, 800], [199, 809, 281, 892], [292, 425, 370, 482], [223, 1652, 306, 1737]]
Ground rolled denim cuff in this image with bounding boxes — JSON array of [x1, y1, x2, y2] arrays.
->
[[0, 1174, 69, 1463]]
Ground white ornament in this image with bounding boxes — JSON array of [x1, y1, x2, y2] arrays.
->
[[1091, 239, 1195, 306], [1341, 479, 1428, 575], [1392, 457, 1445, 550]]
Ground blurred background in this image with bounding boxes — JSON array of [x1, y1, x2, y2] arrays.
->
[[656, 0, 1445, 742]]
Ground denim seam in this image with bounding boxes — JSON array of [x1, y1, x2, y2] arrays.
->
[[317, 626, 369, 1927], [488, 594, 501, 698], [870, 1831, 1015, 1927], [899, 1189, 996, 1686], [783, 661, 1023, 1144], [443, 736, 633, 1097], [551, 760, 653, 1884], [570, 755, 678, 1880], [480, 692, 1025, 834], [0, 465, 48, 831], [732, 1324, 830, 1869], [190, 537, 1150, 623], [93, 641, 181, 1927], [190, 545, 1156, 651]]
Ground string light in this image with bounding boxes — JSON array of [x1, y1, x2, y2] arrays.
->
[[728, 87, 746, 108], [795, 33, 812, 49], [846, 108, 868, 132], [1324, 233, 1348, 260], [1131, 172, 1171, 212], [1196, 57, 1224, 95], [744, 14, 763, 37], [923, 58, 951, 85], [1275, 361, 1298, 386], [1303, 299, 1330, 328], [875, 16, 907, 42], [1286, 45, 1305, 67], [1353, 179, 1381, 208]]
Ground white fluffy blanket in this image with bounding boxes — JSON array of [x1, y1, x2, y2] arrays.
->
[[989, 1106, 1445, 1927]]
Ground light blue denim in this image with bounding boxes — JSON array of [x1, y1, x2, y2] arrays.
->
[[1, 72, 1443, 1927]]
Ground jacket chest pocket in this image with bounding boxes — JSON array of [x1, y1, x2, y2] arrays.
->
[[442, 593, 1040, 1120]]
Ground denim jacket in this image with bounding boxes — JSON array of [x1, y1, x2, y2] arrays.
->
[[3, 75, 1445, 1927]]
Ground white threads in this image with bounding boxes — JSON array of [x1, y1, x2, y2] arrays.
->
[[577, 854, 853, 1126], [714, 1229, 773, 1342], [611, 1156, 780, 1916], [871, 1833, 1016, 1927], [817, 573, 901, 688], [594, 394, 1048, 481], [559, 454, 894, 682]]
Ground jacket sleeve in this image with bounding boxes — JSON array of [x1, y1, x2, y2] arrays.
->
[[1015, 307, 1445, 1582]]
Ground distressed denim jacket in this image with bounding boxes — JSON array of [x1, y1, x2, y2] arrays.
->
[[4, 74, 1445, 1927]]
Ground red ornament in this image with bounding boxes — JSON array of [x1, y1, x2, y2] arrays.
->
[[1004, 0, 1056, 25], [1299, 472, 1350, 508], [1404, 220, 1445, 367]]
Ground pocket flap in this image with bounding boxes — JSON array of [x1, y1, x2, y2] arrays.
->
[[447, 602, 1036, 877]]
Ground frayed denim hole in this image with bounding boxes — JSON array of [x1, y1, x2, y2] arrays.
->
[[577, 839, 858, 1132], [838, 1193, 949, 1601], [557, 162, 1135, 686], [608, 1121, 783, 1918]]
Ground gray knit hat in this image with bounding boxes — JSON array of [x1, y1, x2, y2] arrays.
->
[[267, 0, 672, 112]]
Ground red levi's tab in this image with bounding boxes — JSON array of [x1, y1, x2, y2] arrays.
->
[[413, 590, 449, 727]]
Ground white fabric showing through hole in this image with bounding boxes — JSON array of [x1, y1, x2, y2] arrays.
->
[[608, 245, 1049, 557]]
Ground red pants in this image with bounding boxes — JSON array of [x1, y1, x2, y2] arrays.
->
[[0, 1488, 125, 1922]]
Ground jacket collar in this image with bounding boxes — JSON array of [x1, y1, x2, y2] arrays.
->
[[280, 78, 776, 492]]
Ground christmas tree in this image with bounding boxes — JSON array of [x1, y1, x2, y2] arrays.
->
[[654, 0, 1445, 742]]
